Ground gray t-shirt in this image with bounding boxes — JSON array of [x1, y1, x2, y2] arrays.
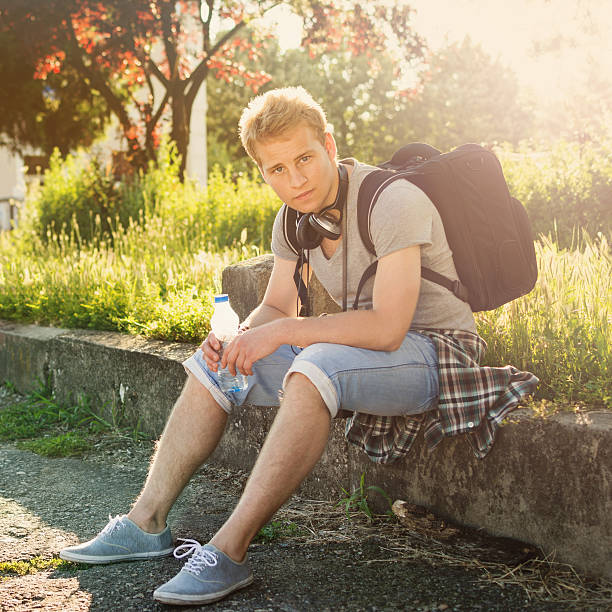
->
[[271, 159, 477, 333]]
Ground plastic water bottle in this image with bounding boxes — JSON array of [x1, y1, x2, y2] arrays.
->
[[210, 294, 248, 393]]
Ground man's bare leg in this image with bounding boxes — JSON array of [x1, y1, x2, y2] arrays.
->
[[209, 372, 331, 561], [127, 373, 228, 533]]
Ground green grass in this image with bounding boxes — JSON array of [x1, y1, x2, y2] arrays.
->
[[0, 178, 277, 342], [255, 520, 304, 542], [0, 556, 79, 577], [476, 233, 611, 408], [337, 472, 394, 522], [17, 432, 91, 457], [0, 381, 148, 456], [0, 385, 106, 441]]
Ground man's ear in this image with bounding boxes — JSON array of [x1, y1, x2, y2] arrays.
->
[[324, 132, 337, 161]]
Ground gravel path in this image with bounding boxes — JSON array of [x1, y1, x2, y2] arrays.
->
[[0, 390, 607, 611]]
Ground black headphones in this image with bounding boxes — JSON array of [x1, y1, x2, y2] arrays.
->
[[295, 164, 349, 250]]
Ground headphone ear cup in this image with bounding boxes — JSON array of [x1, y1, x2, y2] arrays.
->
[[308, 212, 341, 240], [296, 213, 323, 250]]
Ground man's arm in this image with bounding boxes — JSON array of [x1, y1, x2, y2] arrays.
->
[[241, 256, 303, 328], [222, 245, 421, 376]]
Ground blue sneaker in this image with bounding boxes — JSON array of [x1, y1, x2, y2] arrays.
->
[[59, 515, 174, 564], [153, 540, 253, 605]]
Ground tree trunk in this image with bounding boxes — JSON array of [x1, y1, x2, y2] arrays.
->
[[171, 88, 190, 179]]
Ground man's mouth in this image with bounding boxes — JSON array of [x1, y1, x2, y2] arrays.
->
[[294, 189, 314, 201]]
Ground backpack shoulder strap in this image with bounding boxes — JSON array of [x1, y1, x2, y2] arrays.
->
[[353, 168, 470, 309], [353, 169, 410, 309], [356, 168, 400, 255], [281, 204, 311, 315], [281, 204, 300, 256]]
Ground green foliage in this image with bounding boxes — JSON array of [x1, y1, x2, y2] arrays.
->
[[0, 384, 108, 442], [476, 234, 611, 408], [1, 148, 279, 342], [0, 557, 76, 577], [0, 30, 108, 156], [207, 37, 532, 168], [500, 141, 612, 247], [206, 38, 415, 166], [406, 37, 532, 150], [26, 149, 132, 243], [0, 381, 148, 457], [17, 432, 91, 457], [2, 146, 610, 409], [337, 472, 393, 522], [255, 520, 302, 543], [24, 142, 279, 250]]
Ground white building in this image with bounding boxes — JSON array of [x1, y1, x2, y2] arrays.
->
[[0, 146, 27, 231]]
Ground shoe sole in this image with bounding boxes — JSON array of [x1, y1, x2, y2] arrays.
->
[[59, 547, 175, 564], [153, 575, 254, 605]]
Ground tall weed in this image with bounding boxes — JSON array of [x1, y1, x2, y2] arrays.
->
[[0, 213, 258, 341], [476, 233, 611, 407]]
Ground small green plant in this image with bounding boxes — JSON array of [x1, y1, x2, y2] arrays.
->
[[337, 472, 394, 522], [0, 556, 78, 577], [0, 381, 149, 455], [255, 520, 302, 542], [2, 380, 17, 393], [17, 432, 91, 457]]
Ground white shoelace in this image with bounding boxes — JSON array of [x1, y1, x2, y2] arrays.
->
[[99, 515, 125, 537], [173, 538, 218, 576]]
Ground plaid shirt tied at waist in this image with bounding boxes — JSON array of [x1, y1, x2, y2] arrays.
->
[[344, 329, 539, 463]]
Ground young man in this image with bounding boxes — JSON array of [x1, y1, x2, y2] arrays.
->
[[60, 87, 537, 606]]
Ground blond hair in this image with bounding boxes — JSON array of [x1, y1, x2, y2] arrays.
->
[[238, 87, 328, 165]]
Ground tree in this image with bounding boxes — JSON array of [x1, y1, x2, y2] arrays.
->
[[0, 1, 425, 176], [0, 29, 108, 156], [405, 38, 533, 150], [207, 39, 424, 169]]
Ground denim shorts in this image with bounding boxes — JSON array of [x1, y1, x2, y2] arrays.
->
[[183, 331, 439, 419]]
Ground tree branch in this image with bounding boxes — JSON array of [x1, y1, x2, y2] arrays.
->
[[146, 57, 170, 89], [150, 90, 170, 131], [63, 16, 134, 135], [159, 0, 179, 81]]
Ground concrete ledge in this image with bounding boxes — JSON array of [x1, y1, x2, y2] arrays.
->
[[1, 258, 610, 579]]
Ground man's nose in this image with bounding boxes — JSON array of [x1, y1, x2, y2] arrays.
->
[[288, 167, 307, 188]]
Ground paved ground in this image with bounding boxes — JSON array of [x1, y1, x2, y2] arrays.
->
[[0, 392, 609, 611]]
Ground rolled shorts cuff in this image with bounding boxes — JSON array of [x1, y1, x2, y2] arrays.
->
[[283, 361, 340, 418], [182, 354, 233, 414]]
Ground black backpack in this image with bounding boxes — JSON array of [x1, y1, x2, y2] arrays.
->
[[284, 143, 538, 313]]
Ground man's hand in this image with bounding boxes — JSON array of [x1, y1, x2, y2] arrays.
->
[[219, 324, 283, 376], [200, 324, 283, 376], [200, 332, 222, 372]]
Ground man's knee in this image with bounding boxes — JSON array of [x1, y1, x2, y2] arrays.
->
[[180, 372, 227, 415], [282, 372, 329, 417]]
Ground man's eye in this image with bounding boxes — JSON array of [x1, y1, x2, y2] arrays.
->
[[300, 156, 311, 163], [273, 167, 284, 174]]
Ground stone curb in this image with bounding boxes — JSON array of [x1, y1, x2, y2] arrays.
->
[[1, 256, 610, 579]]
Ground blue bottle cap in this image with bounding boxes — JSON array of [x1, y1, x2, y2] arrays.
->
[[214, 294, 229, 303]]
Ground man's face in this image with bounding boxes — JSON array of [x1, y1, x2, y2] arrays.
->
[[255, 123, 338, 215]]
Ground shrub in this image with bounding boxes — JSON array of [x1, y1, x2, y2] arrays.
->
[[26, 149, 124, 242], [25, 142, 280, 253], [500, 140, 612, 248]]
